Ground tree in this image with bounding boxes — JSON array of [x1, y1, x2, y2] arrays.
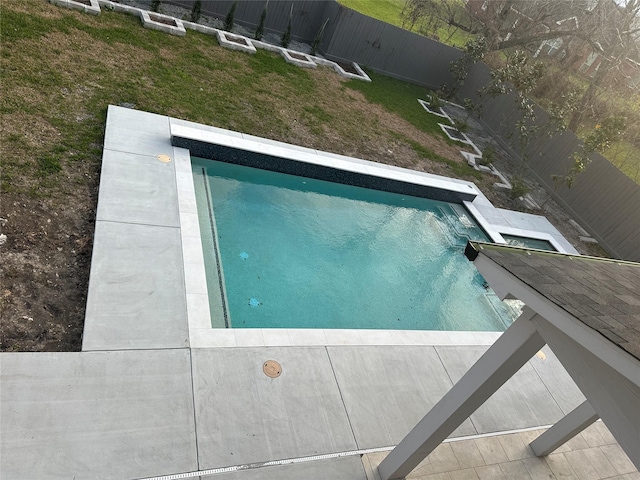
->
[[443, 37, 487, 99], [224, 1, 238, 32], [408, 0, 639, 59], [566, 0, 640, 130], [555, 116, 627, 187], [150, 0, 161, 13], [401, 0, 480, 42], [255, 1, 268, 40], [190, 0, 202, 23], [311, 18, 329, 55], [476, 50, 548, 196], [281, 5, 293, 48], [468, 0, 640, 131]]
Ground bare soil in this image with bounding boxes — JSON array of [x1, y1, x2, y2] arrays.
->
[[224, 33, 250, 46], [148, 13, 177, 27], [288, 52, 310, 62], [1, 168, 99, 352], [336, 61, 360, 75]]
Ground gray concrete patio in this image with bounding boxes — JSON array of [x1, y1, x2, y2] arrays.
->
[[3, 343, 638, 479], [1, 107, 636, 479]]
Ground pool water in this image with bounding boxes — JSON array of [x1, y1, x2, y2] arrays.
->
[[502, 234, 556, 251], [192, 157, 517, 331]]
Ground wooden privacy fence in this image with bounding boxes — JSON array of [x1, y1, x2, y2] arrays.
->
[[167, 0, 338, 44], [165, 0, 639, 261]]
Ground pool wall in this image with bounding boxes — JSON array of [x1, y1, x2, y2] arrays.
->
[[83, 106, 578, 350], [173, 136, 477, 204]]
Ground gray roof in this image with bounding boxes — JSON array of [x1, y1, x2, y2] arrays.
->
[[466, 243, 640, 361]]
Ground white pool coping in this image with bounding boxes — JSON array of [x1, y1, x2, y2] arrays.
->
[[168, 114, 578, 348]]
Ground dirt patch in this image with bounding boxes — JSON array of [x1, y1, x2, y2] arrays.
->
[[224, 33, 251, 46], [4, 0, 66, 19], [1, 189, 96, 352], [148, 13, 177, 27], [336, 61, 360, 75], [288, 52, 310, 62]]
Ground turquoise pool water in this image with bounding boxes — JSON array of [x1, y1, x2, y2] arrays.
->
[[193, 157, 516, 331], [503, 234, 556, 251]]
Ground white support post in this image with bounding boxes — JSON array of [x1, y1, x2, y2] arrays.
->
[[530, 400, 598, 456], [378, 309, 546, 480]]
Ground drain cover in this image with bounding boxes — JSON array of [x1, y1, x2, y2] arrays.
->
[[157, 154, 171, 163], [263, 360, 282, 378]]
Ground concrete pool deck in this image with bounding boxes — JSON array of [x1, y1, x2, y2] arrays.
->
[[4, 345, 638, 480], [83, 106, 577, 351], [4, 106, 636, 479]]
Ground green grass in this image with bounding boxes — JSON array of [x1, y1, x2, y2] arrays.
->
[[344, 71, 446, 137], [338, 0, 474, 48], [436, 28, 475, 48], [340, 69, 481, 177], [605, 140, 640, 182], [338, 0, 407, 27], [405, 137, 481, 179], [1, 0, 483, 201], [0, 3, 316, 195]]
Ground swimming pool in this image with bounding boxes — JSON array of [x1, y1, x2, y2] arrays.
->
[[192, 157, 518, 332]]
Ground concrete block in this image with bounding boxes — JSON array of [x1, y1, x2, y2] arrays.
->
[[83, 221, 188, 350], [192, 347, 356, 468], [216, 31, 257, 54], [50, 0, 100, 15], [95, 150, 180, 227], [140, 10, 186, 36], [0, 350, 197, 479], [281, 49, 317, 68], [327, 346, 476, 450]]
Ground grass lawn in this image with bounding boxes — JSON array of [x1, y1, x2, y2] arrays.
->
[[605, 140, 640, 182], [338, 0, 474, 48], [1, 0, 485, 352], [338, 0, 407, 28]]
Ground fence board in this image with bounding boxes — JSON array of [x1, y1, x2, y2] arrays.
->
[[169, 0, 334, 42], [324, 6, 461, 88]]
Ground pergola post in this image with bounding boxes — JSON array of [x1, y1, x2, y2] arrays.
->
[[530, 400, 598, 457], [378, 308, 546, 480]]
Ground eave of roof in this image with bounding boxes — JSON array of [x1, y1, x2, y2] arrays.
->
[[465, 241, 640, 362]]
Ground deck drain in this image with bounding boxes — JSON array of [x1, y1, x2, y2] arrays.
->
[[157, 154, 172, 163], [263, 360, 282, 378]]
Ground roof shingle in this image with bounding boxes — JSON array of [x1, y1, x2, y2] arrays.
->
[[471, 243, 640, 362]]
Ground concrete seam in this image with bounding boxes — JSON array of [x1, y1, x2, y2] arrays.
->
[[433, 345, 481, 435], [528, 352, 570, 416], [95, 219, 182, 229], [325, 346, 360, 451], [188, 348, 201, 472]]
